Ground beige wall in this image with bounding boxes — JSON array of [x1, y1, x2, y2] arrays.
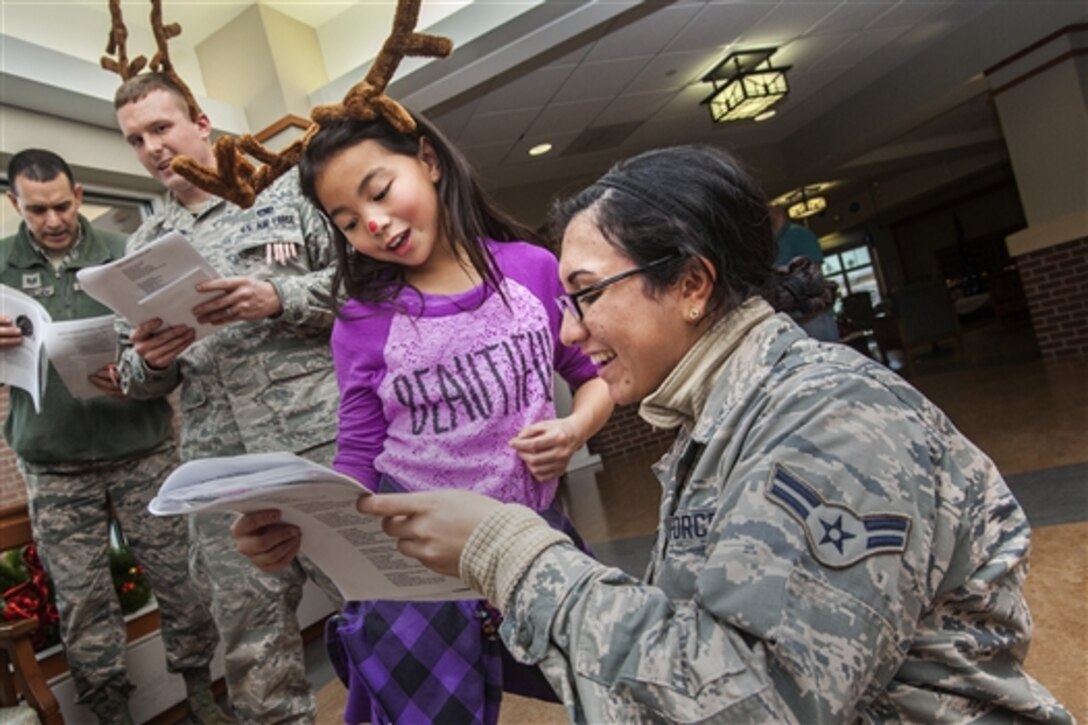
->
[[994, 59, 1088, 229], [0, 106, 156, 194]]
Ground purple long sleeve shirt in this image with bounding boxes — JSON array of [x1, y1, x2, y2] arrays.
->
[[331, 240, 597, 510]]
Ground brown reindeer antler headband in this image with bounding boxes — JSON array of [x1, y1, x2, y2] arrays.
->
[[101, 0, 201, 120], [169, 0, 452, 208]]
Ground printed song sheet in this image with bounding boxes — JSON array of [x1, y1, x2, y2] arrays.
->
[[150, 452, 477, 602], [76, 232, 224, 340], [45, 315, 119, 400], [1, 285, 119, 407], [0, 284, 52, 411]]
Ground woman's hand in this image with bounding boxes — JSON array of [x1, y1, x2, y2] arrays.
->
[[357, 490, 503, 577], [230, 509, 301, 572]]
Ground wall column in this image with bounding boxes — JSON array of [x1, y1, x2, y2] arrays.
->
[[195, 5, 328, 135], [986, 24, 1088, 359]]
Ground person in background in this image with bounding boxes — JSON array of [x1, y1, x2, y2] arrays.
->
[[769, 204, 839, 342], [351, 145, 1071, 724], [0, 149, 226, 725], [231, 111, 613, 725], [112, 74, 342, 723]]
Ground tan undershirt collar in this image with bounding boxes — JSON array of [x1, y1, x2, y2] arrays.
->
[[639, 297, 774, 431]]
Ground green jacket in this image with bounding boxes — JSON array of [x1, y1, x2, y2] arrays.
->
[[0, 215, 172, 464]]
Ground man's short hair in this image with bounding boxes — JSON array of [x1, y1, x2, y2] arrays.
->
[[7, 149, 75, 190], [113, 73, 195, 118]]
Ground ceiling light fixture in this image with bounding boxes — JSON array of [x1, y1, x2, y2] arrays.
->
[[701, 48, 790, 123], [754, 109, 776, 122], [787, 186, 828, 220], [528, 142, 553, 157]]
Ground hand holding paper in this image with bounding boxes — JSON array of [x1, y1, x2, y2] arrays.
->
[[131, 319, 196, 370], [88, 363, 126, 400], [192, 276, 283, 325], [0, 315, 24, 348], [76, 231, 225, 340], [232, 510, 303, 572], [150, 452, 477, 602], [0, 285, 118, 409]]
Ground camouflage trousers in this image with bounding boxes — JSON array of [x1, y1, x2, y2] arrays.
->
[[189, 441, 343, 725], [20, 441, 219, 714]]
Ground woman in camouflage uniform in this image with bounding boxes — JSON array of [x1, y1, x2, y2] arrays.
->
[[323, 145, 1068, 723]]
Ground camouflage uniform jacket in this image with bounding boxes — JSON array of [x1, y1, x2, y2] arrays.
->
[[1, 216, 172, 463], [117, 170, 338, 459], [501, 304, 1071, 723]]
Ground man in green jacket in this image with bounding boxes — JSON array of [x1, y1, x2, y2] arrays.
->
[[1, 149, 229, 725]]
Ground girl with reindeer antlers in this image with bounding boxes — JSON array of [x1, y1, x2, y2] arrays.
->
[[164, 1, 613, 722]]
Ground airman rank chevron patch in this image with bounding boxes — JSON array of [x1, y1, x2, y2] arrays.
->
[[764, 463, 911, 568]]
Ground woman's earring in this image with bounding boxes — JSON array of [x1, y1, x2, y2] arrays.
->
[[688, 308, 700, 321]]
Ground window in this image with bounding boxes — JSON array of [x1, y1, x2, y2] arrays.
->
[[823, 243, 882, 310]]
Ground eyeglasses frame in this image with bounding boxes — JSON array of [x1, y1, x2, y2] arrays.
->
[[555, 255, 680, 322]]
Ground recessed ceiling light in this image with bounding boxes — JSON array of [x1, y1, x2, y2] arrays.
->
[[754, 109, 776, 122], [528, 143, 553, 157]]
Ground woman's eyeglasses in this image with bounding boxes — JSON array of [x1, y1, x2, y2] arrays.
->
[[555, 256, 679, 322]]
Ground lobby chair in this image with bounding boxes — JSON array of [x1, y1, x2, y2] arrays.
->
[[892, 278, 963, 376], [840, 291, 900, 365]]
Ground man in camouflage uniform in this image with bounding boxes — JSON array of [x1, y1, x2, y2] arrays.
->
[[1, 149, 223, 725], [112, 75, 342, 723]]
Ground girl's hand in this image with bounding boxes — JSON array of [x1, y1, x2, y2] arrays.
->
[[231, 509, 301, 572], [357, 491, 502, 578], [509, 418, 581, 481]]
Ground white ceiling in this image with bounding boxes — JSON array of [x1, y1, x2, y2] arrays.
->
[[2, 0, 1086, 232]]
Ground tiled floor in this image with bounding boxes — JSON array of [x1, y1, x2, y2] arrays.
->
[[314, 316, 1088, 723]]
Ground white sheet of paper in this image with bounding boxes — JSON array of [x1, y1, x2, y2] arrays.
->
[[76, 232, 224, 340], [0, 284, 52, 412], [150, 452, 477, 602], [44, 315, 118, 400]]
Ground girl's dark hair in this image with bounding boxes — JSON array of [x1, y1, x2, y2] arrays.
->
[[299, 111, 539, 309], [548, 144, 777, 318]]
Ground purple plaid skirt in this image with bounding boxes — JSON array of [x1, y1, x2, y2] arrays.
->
[[326, 478, 587, 725]]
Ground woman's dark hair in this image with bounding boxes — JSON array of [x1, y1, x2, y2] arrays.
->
[[548, 144, 776, 318], [299, 111, 539, 309]]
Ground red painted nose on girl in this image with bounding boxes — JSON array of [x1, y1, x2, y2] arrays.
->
[[368, 220, 380, 234]]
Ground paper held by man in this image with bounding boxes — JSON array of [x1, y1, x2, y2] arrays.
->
[[0, 284, 118, 410], [76, 231, 225, 341], [149, 452, 477, 603]]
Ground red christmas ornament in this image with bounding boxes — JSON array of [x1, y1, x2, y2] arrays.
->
[[1, 545, 60, 649]]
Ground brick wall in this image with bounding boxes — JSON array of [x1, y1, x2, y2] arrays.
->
[[0, 390, 26, 510], [1016, 236, 1088, 360], [587, 402, 676, 460]]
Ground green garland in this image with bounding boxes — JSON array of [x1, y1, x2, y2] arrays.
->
[[0, 547, 27, 593], [109, 545, 153, 614], [0, 543, 153, 652]]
